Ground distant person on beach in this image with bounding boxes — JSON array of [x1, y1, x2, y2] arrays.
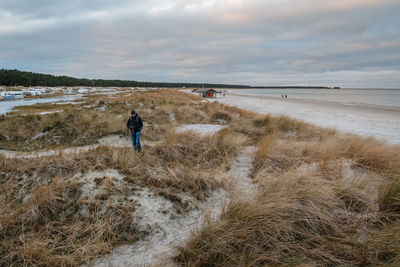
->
[[285, 95, 287, 98], [127, 109, 143, 152]]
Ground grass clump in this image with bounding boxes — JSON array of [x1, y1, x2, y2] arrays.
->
[[0, 176, 140, 266], [175, 173, 359, 266], [154, 129, 246, 171], [365, 221, 400, 266], [379, 176, 400, 215]]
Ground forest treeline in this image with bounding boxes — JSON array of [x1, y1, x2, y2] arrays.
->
[[0, 69, 334, 89], [0, 69, 250, 88]]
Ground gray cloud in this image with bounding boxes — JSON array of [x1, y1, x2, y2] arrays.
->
[[0, 0, 399, 87]]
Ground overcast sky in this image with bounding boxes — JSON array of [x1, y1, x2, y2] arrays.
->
[[1, 0, 399, 87]]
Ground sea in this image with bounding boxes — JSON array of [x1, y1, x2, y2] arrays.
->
[[234, 88, 400, 108], [0, 95, 81, 115]]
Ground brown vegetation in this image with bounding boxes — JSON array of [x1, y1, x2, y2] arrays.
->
[[175, 108, 400, 266], [1, 88, 399, 266], [0, 112, 244, 265], [0, 89, 206, 150]]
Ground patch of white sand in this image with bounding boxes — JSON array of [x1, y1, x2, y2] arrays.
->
[[225, 146, 258, 201], [175, 124, 227, 135], [32, 131, 49, 140], [36, 110, 63, 115], [0, 145, 96, 159], [74, 169, 125, 199], [97, 135, 132, 147], [92, 189, 228, 267], [9, 110, 64, 116], [91, 146, 257, 267], [212, 91, 400, 144], [54, 101, 85, 105]]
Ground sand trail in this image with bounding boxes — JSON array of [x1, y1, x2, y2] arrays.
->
[[0, 135, 156, 159], [91, 144, 257, 266], [0, 124, 228, 159], [226, 146, 258, 201], [91, 189, 229, 267]]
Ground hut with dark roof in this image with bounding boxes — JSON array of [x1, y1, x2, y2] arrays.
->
[[192, 88, 223, 98]]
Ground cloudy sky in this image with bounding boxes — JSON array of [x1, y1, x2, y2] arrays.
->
[[1, 0, 399, 87]]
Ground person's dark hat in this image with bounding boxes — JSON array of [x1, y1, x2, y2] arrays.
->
[[131, 109, 136, 114]]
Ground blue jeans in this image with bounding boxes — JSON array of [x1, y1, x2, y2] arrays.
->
[[131, 131, 141, 152]]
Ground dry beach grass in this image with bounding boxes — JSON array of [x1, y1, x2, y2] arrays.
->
[[0, 88, 399, 266], [175, 114, 400, 266]]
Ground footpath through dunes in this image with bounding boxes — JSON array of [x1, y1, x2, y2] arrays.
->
[[0, 124, 227, 159], [213, 90, 400, 144], [0, 135, 157, 159], [225, 146, 257, 201], [91, 126, 258, 266]]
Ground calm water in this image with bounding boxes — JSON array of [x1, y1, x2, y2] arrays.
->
[[235, 88, 400, 108], [0, 95, 81, 115]]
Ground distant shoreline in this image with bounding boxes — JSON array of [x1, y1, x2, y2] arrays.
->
[[247, 86, 335, 89], [212, 91, 400, 144], [228, 91, 400, 112]]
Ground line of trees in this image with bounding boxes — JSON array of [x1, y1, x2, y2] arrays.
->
[[0, 69, 250, 88]]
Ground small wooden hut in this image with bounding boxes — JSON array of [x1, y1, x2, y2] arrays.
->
[[192, 88, 223, 98]]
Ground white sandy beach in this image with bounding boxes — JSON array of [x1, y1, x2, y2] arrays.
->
[[212, 91, 400, 144]]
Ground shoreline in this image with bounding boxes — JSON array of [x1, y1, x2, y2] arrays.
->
[[0, 95, 82, 115], [229, 91, 400, 113], [213, 91, 400, 144]]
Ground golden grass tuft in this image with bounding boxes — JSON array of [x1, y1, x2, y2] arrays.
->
[[147, 166, 225, 201], [0, 173, 139, 266], [335, 182, 375, 213], [365, 221, 400, 266], [154, 130, 246, 171], [379, 176, 400, 215], [210, 110, 232, 124], [252, 136, 308, 177]]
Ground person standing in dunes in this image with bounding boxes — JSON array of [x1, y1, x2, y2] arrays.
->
[[127, 109, 143, 152]]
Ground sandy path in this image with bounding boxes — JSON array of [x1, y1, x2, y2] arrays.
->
[[91, 145, 257, 267], [213, 91, 400, 144], [92, 189, 229, 267], [226, 146, 258, 201], [0, 124, 225, 159], [0, 135, 156, 159]]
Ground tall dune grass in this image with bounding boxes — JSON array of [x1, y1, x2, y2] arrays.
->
[[175, 169, 398, 266]]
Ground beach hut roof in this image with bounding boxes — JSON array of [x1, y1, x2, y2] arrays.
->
[[192, 88, 221, 93]]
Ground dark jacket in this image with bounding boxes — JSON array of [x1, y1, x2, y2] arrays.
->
[[127, 115, 143, 132]]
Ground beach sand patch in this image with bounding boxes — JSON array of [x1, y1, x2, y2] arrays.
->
[[175, 124, 227, 136]]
